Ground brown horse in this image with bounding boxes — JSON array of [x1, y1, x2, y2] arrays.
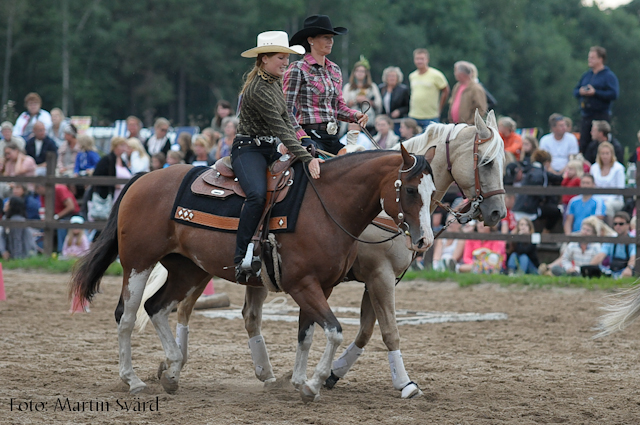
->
[[70, 146, 435, 401]]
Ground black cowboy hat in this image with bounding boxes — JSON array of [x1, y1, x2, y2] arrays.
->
[[289, 15, 348, 46]]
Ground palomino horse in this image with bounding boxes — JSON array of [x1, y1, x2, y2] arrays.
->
[[70, 146, 436, 402], [143, 110, 505, 399], [240, 110, 507, 399]]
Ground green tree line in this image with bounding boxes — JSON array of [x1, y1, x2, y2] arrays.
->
[[2, 0, 640, 147]]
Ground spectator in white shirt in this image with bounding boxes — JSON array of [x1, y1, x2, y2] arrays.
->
[[590, 141, 625, 221], [539, 113, 579, 173], [13, 92, 52, 139]]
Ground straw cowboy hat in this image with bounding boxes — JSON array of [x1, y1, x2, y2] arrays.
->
[[289, 15, 348, 46], [241, 31, 305, 58]]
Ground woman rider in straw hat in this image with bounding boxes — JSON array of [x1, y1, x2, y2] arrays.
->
[[233, 31, 323, 282], [284, 15, 368, 155]]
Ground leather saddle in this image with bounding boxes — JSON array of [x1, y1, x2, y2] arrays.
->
[[191, 155, 295, 204]]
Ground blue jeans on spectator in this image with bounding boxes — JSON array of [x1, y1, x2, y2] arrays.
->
[[410, 117, 440, 132], [507, 253, 538, 274]]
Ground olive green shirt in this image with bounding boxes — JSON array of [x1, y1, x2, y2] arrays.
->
[[237, 69, 313, 163]]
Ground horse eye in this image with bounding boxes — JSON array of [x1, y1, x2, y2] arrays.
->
[[406, 187, 418, 196]]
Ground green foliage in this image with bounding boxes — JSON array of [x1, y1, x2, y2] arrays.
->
[[403, 269, 637, 290], [0, 256, 123, 276], [1, 0, 639, 143]]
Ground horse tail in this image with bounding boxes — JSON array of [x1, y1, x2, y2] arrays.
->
[[134, 263, 169, 332], [594, 283, 640, 338], [69, 173, 147, 304]]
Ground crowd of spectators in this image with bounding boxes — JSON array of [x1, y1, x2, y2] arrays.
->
[[0, 44, 635, 280]]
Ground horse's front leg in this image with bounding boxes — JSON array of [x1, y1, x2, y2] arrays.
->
[[367, 269, 422, 399], [243, 285, 275, 383], [116, 267, 153, 394], [291, 313, 315, 389], [289, 282, 341, 402], [324, 286, 370, 389]]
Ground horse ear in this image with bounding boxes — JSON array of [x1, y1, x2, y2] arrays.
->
[[424, 145, 436, 164], [486, 110, 497, 129], [400, 143, 413, 166], [475, 109, 491, 140]]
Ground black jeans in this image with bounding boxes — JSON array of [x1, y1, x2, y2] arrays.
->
[[579, 112, 610, 154], [230, 141, 279, 264], [305, 128, 343, 155]]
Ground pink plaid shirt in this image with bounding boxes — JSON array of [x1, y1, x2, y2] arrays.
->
[[283, 54, 358, 139]]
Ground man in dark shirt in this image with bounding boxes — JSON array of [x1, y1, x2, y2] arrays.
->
[[584, 120, 624, 165], [25, 121, 58, 175], [573, 46, 619, 154]]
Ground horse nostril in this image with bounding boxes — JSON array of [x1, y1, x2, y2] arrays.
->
[[417, 239, 424, 249], [491, 210, 501, 221]]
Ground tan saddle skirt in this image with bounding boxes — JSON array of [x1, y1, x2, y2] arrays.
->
[[191, 156, 295, 205]]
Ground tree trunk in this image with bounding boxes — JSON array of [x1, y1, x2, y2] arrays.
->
[[62, 0, 70, 115], [2, 0, 16, 107], [178, 66, 186, 126]]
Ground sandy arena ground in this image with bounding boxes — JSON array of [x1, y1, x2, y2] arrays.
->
[[2, 270, 640, 424]]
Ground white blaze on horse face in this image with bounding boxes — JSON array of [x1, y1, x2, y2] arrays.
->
[[418, 174, 436, 248]]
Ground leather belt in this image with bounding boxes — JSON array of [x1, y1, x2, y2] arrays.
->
[[302, 123, 328, 131]]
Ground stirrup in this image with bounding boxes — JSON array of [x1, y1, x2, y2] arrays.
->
[[241, 242, 262, 274]]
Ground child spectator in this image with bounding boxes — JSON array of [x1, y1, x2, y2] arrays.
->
[[61, 216, 90, 258], [164, 150, 184, 167], [74, 135, 100, 176], [459, 221, 506, 273], [212, 116, 238, 162], [507, 217, 539, 275], [0, 197, 38, 259], [191, 136, 214, 167], [520, 135, 538, 172], [590, 141, 625, 222], [561, 159, 584, 207], [126, 137, 150, 173], [175, 132, 196, 164], [563, 174, 605, 235], [151, 152, 166, 171]]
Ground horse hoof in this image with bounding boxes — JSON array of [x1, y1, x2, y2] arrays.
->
[[157, 361, 167, 380], [263, 377, 277, 389], [160, 373, 179, 394], [401, 382, 423, 399], [300, 383, 320, 403], [323, 371, 340, 389], [129, 381, 147, 395]]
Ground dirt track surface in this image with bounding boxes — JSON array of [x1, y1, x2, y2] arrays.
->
[[1, 271, 640, 424]]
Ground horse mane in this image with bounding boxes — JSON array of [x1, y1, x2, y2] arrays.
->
[[397, 122, 504, 167], [324, 150, 431, 179]]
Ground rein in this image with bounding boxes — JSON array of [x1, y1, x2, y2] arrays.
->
[[302, 156, 421, 245], [434, 126, 505, 233]]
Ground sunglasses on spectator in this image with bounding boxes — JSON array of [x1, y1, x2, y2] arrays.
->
[[613, 222, 628, 226]]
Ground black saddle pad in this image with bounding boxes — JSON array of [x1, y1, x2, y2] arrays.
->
[[171, 163, 308, 233]]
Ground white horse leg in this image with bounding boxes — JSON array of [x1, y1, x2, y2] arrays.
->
[[243, 286, 275, 383], [291, 323, 314, 389], [150, 297, 186, 394], [301, 326, 343, 402], [368, 265, 422, 399], [118, 267, 152, 394]]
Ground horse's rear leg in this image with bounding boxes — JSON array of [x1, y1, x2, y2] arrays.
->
[[291, 315, 315, 389], [243, 286, 275, 383], [116, 267, 154, 394], [172, 276, 212, 369], [146, 257, 210, 394]]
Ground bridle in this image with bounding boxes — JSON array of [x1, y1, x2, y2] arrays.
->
[[433, 126, 506, 239], [304, 153, 425, 244]]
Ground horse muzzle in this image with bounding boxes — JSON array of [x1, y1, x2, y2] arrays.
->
[[404, 229, 433, 253]]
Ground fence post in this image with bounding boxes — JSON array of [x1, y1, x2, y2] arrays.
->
[[633, 162, 640, 276], [43, 152, 57, 256]]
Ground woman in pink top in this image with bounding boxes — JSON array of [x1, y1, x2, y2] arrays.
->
[[2, 142, 36, 177], [459, 221, 506, 272]]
